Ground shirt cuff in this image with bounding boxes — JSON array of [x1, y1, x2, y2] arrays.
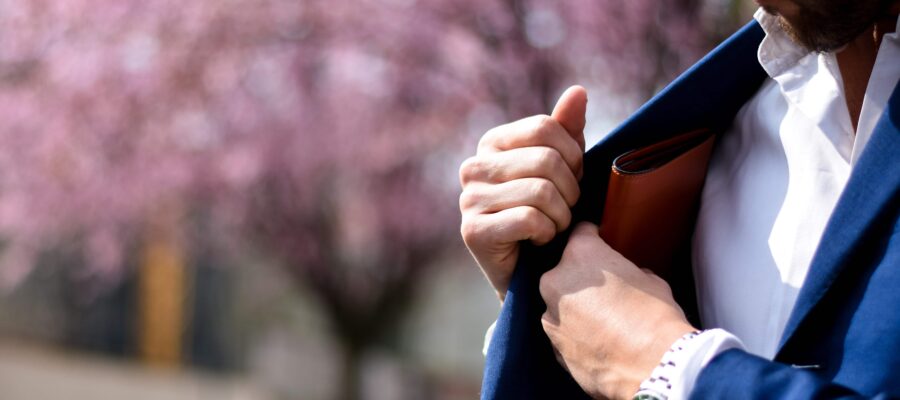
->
[[483, 320, 497, 356], [638, 328, 745, 400]]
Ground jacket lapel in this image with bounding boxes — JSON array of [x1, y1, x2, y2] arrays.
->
[[778, 81, 900, 353]]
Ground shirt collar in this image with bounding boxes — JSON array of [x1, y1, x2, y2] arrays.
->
[[753, 8, 811, 78], [754, 8, 900, 78], [753, 8, 853, 165]]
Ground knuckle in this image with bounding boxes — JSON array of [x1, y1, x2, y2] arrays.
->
[[521, 207, 555, 244], [534, 114, 556, 134], [562, 235, 590, 260], [558, 209, 572, 232], [572, 233, 596, 253], [538, 220, 557, 243], [519, 205, 542, 224], [458, 156, 484, 185], [549, 149, 567, 172], [539, 271, 554, 297], [574, 221, 598, 238], [540, 312, 555, 332], [655, 276, 673, 293], [643, 269, 663, 283], [459, 216, 482, 246], [539, 269, 554, 286], [458, 188, 480, 211], [539, 268, 564, 303], [478, 126, 500, 149], [535, 146, 561, 169], [569, 185, 581, 206], [531, 179, 556, 204]]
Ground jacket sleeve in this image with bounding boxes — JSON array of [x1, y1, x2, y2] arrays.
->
[[690, 349, 895, 400]]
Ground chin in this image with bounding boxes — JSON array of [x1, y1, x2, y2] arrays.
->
[[757, 0, 801, 19]]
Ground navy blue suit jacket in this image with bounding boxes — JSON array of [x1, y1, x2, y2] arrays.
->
[[482, 21, 900, 399]]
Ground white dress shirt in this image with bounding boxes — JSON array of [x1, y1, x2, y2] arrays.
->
[[669, 8, 900, 399]]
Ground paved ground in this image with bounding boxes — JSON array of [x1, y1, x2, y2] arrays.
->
[[0, 341, 269, 400]]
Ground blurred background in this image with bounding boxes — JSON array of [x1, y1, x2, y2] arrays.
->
[[0, 0, 754, 399]]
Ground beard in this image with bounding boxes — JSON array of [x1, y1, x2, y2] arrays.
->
[[763, 0, 893, 52]]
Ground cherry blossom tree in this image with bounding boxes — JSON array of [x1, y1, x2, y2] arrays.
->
[[0, 0, 739, 398]]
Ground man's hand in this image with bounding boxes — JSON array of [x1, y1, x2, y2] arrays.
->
[[459, 86, 587, 301], [539, 222, 696, 400]]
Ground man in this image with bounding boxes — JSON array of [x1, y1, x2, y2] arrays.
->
[[460, 1, 900, 399]]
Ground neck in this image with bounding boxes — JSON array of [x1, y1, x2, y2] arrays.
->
[[835, 9, 898, 132]]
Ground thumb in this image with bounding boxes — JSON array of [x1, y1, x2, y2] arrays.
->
[[550, 85, 587, 152]]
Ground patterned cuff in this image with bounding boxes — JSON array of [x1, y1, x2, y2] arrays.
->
[[634, 330, 702, 400], [633, 328, 745, 400]]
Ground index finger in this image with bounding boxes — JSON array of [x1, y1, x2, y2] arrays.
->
[[478, 115, 584, 179]]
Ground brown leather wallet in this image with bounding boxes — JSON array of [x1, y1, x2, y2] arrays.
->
[[598, 129, 716, 280]]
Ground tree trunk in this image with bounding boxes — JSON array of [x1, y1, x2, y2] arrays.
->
[[137, 210, 186, 367], [337, 345, 363, 400]]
